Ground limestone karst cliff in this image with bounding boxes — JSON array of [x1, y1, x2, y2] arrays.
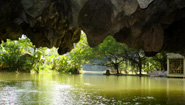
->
[[1, 0, 185, 56]]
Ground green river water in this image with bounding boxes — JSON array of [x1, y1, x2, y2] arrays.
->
[[0, 72, 185, 105]]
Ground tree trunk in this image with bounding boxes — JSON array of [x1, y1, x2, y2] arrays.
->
[[160, 63, 163, 71], [138, 58, 142, 76], [162, 59, 167, 71], [124, 61, 128, 74], [116, 68, 119, 75], [139, 63, 142, 76], [163, 62, 167, 71], [31, 47, 36, 67], [114, 63, 119, 75]]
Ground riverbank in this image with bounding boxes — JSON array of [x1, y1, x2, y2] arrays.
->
[[103, 70, 167, 77], [106, 73, 150, 76], [0, 69, 83, 75]]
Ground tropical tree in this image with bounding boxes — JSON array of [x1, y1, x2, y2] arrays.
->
[[69, 33, 91, 71], [69, 34, 149, 75], [89, 36, 130, 75], [125, 50, 146, 75], [149, 52, 167, 71]]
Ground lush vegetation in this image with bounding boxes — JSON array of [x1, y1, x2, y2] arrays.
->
[[0, 37, 35, 72], [0, 35, 78, 73], [68, 33, 167, 75], [0, 34, 167, 75]]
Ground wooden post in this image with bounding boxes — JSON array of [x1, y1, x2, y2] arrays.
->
[[167, 58, 169, 76], [183, 58, 185, 77]]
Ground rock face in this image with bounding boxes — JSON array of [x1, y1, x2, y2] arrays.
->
[[0, 0, 82, 54], [1, 0, 185, 55]]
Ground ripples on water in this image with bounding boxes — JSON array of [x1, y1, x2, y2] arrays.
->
[[0, 72, 185, 105]]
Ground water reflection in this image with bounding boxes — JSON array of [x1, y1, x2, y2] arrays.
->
[[0, 72, 185, 104]]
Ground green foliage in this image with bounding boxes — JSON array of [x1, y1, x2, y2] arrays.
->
[[0, 40, 21, 70], [57, 55, 70, 72], [90, 36, 128, 64], [69, 33, 91, 68], [0, 34, 81, 73], [69, 34, 167, 74], [0, 39, 34, 71], [0, 36, 51, 72], [69, 34, 145, 74], [0, 33, 167, 74], [147, 52, 167, 71]]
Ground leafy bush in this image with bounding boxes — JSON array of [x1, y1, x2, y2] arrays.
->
[[0, 40, 23, 71], [0, 40, 34, 71], [57, 55, 70, 72]]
